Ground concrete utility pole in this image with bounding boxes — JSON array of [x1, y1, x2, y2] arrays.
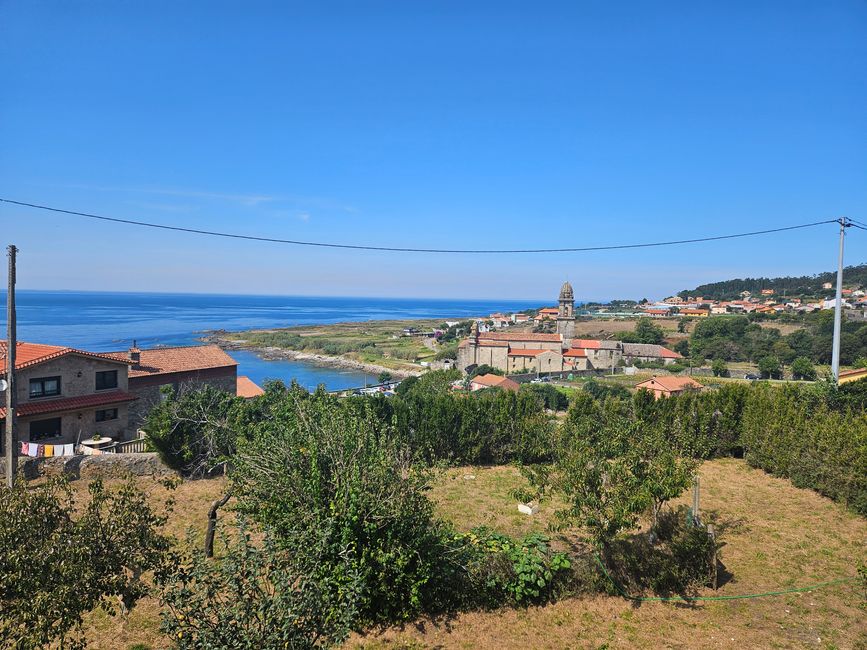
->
[[5, 245, 18, 487], [831, 218, 851, 382]]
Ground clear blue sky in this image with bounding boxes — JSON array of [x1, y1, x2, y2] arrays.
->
[[1, 1, 865, 301]]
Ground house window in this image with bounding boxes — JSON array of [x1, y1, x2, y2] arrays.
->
[[95, 408, 119, 422], [95, 370, 118, 390], [29, 376, 61, 399], [30, 417, 62, 441]]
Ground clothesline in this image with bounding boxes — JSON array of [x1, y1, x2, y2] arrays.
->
[[19, 441, 76, 458]]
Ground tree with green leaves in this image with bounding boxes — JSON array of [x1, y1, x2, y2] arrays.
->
[[757, 355, 782, 379], [158, 519, 361, 649], [711, 358, 728, 377], [377, 371, 393, 385], [548, 401, 695, 549], [0, 478, 172, 650], [791, 356, 817, 381]]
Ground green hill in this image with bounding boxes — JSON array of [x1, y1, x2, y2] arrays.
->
[[678, 263, 867, 300]]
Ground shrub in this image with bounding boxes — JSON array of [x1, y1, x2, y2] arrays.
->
[[521, 383, 569, 411], [229, 399, 464, 625], [145, 385, 242, 476], [158, 519, 360, 649], [711, 358, 728, 377], [0, 478, 172, 650], [462, 529, 572, 606]]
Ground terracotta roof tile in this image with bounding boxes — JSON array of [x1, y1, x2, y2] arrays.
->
[[0, 390, 137, 418], [507, 348, 547, 357], [0, 340, 132, 370], [237, 375, 264, 398], [470, 374, 520, 392], [635, 376, 702, 392], [563, 348, 587, 357], [122, 345, 238, 378]]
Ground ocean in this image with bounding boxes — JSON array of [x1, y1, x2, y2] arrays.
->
[[0, 291, 541, 391]]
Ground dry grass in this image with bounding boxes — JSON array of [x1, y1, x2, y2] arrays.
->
[[353, 460, 867, 650], [63, 460, 865, 650]]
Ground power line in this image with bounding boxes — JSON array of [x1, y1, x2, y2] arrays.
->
[[0, 197, 842, 255]]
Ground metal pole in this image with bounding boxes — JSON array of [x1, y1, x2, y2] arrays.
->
[[831, 218, 850, 382], [5, 245, 18, 487]]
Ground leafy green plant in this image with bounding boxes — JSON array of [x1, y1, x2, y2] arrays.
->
[[0, 478, 172, 650], [158, 519, 360, 649]]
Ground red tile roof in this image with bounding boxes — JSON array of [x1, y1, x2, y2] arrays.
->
[[121, 345, 237, 378], [0, 341, 132, 370], [470, 374, 520, 392], [478, 332, 562, 342], [563, 348, 587, 357], [237, 375, 265, 398], [0, 390, 137, 418], [507, 348, 547, 357], [635, 376, 702, 393]]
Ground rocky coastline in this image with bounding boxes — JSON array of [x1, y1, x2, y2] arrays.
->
[[200, 331, 424, 379]]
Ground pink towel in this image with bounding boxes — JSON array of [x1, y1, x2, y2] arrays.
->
[[20, 441, 28, 455]]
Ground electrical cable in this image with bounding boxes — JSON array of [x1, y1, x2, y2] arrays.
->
[[0, 197, 842, 255]]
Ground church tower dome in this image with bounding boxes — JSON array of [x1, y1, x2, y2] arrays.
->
[[559, 281, 574, 301]]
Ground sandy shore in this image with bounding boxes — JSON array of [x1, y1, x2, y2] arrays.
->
[[201, 332, 424, 378]]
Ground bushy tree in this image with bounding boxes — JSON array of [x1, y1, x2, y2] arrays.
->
[[229, 398, 463, 624], [470, 364, 503, 377], [0, 478, 172, 650], [711, 358, 728, 377], [158, 519, 360, 649], [548, 401, 696, 549], [757, 355, 782, 379], [145, 384, 243, 476], [521, 383, 568, 411], [791, 356, 817, 381], [674, 339, 690, 357]]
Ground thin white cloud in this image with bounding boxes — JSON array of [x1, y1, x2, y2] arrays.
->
[[60, 182, 356, 212]]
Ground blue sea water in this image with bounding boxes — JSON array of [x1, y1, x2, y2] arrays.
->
[[0, 291, 541, 390]]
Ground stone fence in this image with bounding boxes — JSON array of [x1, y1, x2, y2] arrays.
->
[[0, 452, 176, 481]]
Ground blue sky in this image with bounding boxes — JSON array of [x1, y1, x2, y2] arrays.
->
[[1, 1, 865, 301]]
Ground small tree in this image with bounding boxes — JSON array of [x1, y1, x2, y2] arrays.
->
[[711, 358, 728, 377], [0, 478, 172, 650], [791, 356, 817, 381], [635, 317, 666, 344], [674, 339, 690, 357], [470, 364, 504, 378], [377, 371, 393, 385], [757, 355, 782, 379], [158, 519, 360, 649]]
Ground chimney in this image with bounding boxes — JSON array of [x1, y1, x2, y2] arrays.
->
[[128, 340, 141, 364]]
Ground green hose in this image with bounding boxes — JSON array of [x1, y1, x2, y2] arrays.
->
[[593, 554, 858, 602]]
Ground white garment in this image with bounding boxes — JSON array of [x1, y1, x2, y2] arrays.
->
[[27, 443, 38, 457], [63, 444, 74, 456]]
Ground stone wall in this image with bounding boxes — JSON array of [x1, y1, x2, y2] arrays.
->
[[0, 452, 175, 481]]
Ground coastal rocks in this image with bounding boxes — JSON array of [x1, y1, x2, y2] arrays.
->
[[202, 332, 424, 379]]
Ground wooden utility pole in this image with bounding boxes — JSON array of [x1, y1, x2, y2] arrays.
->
[[5, 244, 18, 487], [831, 218, 851, 382]]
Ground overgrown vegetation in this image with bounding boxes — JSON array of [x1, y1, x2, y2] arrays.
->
[[0, 478, 173, 650]]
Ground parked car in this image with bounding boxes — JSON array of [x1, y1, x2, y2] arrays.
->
[[744, 373, 760, 381]]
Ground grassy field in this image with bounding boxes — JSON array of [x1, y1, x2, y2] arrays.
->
[[73, 458, 866, 650], [225, 318, 453, 371]]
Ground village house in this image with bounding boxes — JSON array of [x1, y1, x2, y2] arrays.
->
[[635, 375, 703, 399], [1, 341, 138, 450], [468, 373, 520, 392], [117, 343, 248, 427], [0, 340, 261, 454]]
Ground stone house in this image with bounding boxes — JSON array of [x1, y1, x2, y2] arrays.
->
[[118, 344, 241, 428], [0, 341, 137, 449]]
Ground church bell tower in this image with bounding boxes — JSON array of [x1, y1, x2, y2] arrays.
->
[[556, 281, 576, 341]]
